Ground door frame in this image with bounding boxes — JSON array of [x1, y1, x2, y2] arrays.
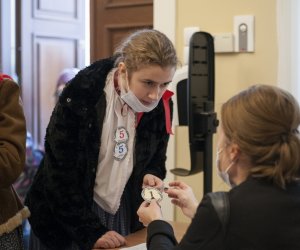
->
[[154, 0, 176, 221], [0, 0, 16, 76], [153, 0, 176, 44]]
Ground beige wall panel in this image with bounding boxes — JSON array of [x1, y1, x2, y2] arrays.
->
[[174, 0, 278, 222]]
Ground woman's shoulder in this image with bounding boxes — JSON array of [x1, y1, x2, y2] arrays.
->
[[0, 76, 21, 107], [66, 57, 114, 88], [229, 177, 300, 208], [0, 75, 19, 91], [58, 58, 115, 108]]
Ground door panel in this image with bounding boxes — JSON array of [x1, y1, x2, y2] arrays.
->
[[34, 37, 77, 144], [18, 0, 85, 147], [33, 0, 78, 21], [90, 0, 153, 62]]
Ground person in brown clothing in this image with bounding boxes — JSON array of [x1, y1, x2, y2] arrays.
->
[[0, 74, 30, 250]]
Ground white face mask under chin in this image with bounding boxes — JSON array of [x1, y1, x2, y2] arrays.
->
[[120, 73, 160, 113], [216, 148, 234, 187]]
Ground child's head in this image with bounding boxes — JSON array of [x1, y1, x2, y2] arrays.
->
[[114, 29, 178, 76], [55, 68, 79, 101]]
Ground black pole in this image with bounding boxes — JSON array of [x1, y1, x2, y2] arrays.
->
[[203, 134, 213, 194]]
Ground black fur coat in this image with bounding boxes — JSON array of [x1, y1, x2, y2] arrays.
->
[[25, 57, 173, 250]]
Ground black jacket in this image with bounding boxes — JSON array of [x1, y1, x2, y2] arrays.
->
[[147, 177, 300, 250], [25, 57, 173, 250]]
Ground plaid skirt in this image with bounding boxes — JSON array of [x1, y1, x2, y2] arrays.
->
[[29, 192, 131, 250], [0, 226, 24, 250]]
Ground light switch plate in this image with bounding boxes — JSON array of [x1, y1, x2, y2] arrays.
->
[[183, 27, 200, 46], [213, 33, 234, 53], [234, 15, 255, 52]]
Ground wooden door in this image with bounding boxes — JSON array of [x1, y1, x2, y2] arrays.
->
[[90, 0, 153, 62], [17, 0, 86, 147]]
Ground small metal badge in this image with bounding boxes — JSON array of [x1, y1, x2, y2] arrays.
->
[[141, 187, 163, 203], [113, 142, 128, 161], [114, 127, 129, 143]]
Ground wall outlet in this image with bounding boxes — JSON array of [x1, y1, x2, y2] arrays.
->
[[234, 15, 255, 52]]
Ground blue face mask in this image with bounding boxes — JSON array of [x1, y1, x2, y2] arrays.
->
[[216, 148, 234, 187]]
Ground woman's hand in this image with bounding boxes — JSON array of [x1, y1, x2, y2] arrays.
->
[[165, 181, 198, 219], [137, 200, 163, 226], [143, 174, 164, 189], [92, 231, 125, 249]]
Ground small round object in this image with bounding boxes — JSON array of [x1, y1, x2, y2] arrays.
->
[[113, 142, 128, 160], [239, 23, 247, 32], [141, 187, 163, 203]]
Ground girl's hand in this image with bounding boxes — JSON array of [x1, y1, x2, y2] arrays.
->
[[143, 174, 164, 190], [92, 231, 125, 249]]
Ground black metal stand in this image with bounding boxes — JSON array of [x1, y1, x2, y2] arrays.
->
[[171, 32, 218, 194]]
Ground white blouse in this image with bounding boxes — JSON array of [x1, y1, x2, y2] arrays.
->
[[93, 69, 136, 214]]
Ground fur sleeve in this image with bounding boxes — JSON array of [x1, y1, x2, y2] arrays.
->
[[0, 79, 26, 188]]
